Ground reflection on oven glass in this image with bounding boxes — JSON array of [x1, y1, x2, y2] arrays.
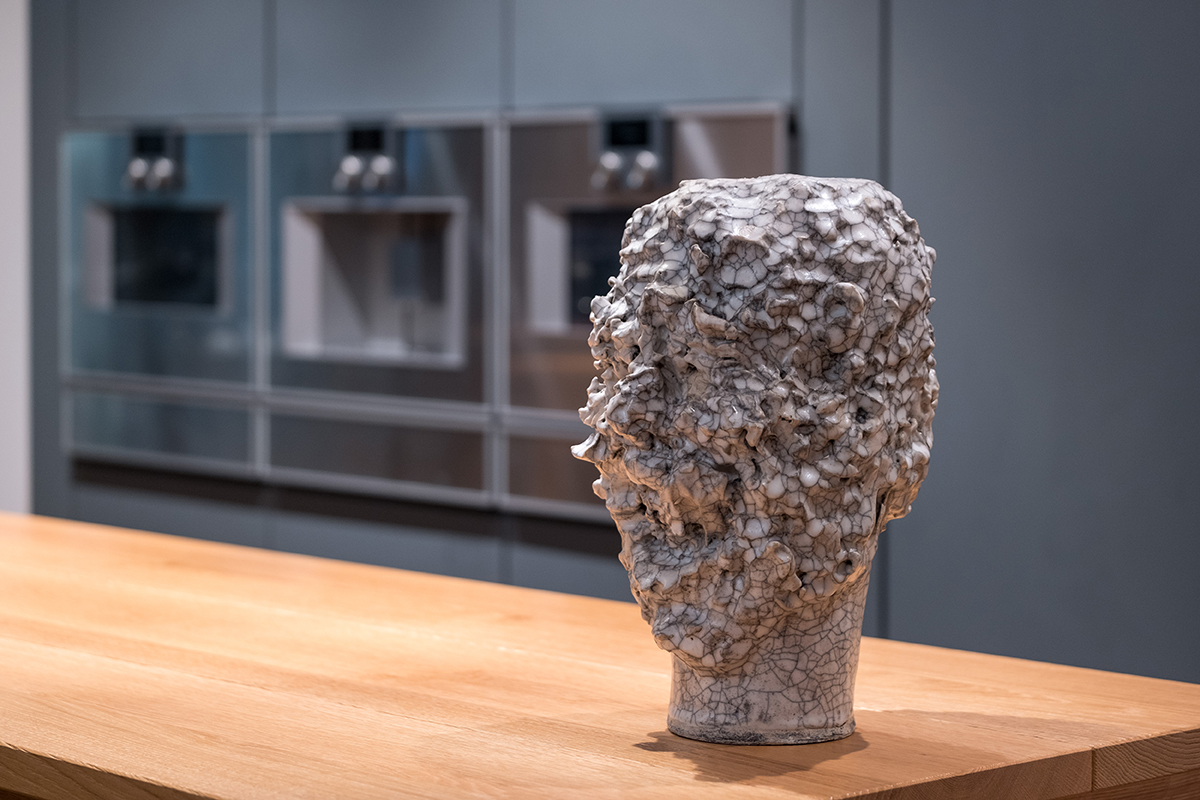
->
[[67, 130, 251, 381], [112, 207, 222, 306], [569, 209, 630, 324], [281, 200, 467, 368]]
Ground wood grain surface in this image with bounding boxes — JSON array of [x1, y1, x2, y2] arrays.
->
[[0, 512, 1197, 799]]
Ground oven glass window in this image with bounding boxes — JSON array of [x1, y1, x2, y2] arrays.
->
[[568, 209, 629, 325], [65, 130, 251, 382], [112, 207, 222, 306], [280, 203, 466, 367]]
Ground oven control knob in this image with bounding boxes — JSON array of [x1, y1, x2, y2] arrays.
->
[[361, 154, 396, 192], [333, 154, 365, 192], [126, 157, 150, 189], [625, 149, 659, 191], [145, 157, 176, 191], [591, 150, 623, 191]]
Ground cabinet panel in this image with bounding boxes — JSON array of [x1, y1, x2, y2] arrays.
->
[[73, 391, 251, 465], [74, 0, 265, 118], [270, 415, 484, 491], [275, 0, 503, 114], [513, 0, 793, 107], [508, 436, 604, 507]]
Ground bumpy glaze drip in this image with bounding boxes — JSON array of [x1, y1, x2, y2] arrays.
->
[[573, 174, 937, 744]]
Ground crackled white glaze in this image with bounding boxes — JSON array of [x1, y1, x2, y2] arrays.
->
[[573, 174, 937, 744]]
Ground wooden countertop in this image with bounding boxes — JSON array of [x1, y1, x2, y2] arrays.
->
[[0, 513, 1198, 800]]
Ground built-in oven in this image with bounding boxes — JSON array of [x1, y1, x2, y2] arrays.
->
[[59, 107, 788, 523], [505, 104, 790, 514], [265, 121, 487, 498], [63, 128, 255, 470], [269, 123, 483, 400], [65, 128, 252, 383]]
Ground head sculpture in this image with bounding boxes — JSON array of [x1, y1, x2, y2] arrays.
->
[[573, 174, 937, 744]]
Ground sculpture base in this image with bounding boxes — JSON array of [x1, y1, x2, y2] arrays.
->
[[668, 715, 855, 745], [663, 544, 875, 746]]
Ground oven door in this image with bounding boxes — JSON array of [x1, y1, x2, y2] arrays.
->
[[269, 125, 485, 402], [64, 130, 252, 383]]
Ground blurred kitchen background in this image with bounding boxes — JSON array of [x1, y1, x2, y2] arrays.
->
[[8, 1, 1199, 683]]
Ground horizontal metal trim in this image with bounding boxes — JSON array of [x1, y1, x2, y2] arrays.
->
[[284, 195, 469, 213], [65, 104, 789, 135], [260, 115, 346, 131], [389, 109, 499, 128], [65, 372, 259, 407], [499, 494, 613, 526], [501, 405, 590, 439], [69, 444, 258, 481], [69, 112, 500, 133], [68, 443, 614, 526], [266, 466, 492, 509], [505, 107, 600, 125], [267, 111, 497, 131], [266, 389, 488, 431], [276, 349, 467, 372], [66, 116, 265, 133], [662, 100, 791, 118], [63, 372, 492, 431], [64, 376, 254, 410], [506, 102, 790, 127]]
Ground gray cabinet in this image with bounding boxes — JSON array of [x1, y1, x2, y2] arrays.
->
[[73, 0, 265, 118], [513, 0, 795, 107], [274, 0, 503, 114]]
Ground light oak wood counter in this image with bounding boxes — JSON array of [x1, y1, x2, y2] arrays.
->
[[0, 512, 1198, 799]]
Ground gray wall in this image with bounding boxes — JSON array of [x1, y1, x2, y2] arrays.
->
[[31, 0, 1200, 682], [884, 0, 1200, 682]]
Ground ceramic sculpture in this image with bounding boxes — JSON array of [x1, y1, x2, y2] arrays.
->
[[573, 174, 937, 744]]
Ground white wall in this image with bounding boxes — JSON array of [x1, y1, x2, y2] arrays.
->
[[0, 0, 29, 512]]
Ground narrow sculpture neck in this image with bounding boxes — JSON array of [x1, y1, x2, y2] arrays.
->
[[666, 538, 876, 745]]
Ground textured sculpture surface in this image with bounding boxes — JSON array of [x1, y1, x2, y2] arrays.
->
[[573, 174, 937, 744]]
